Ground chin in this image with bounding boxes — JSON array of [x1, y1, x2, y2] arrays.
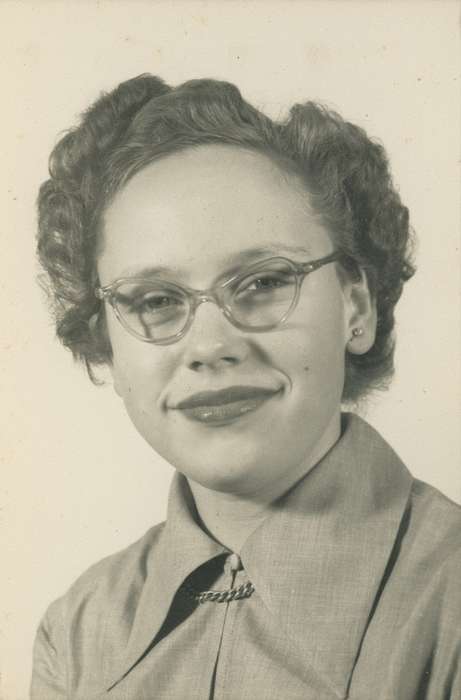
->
[[175, 452, 268, 496], [185, 463, 254, 494], [147, 423, 303, 496]]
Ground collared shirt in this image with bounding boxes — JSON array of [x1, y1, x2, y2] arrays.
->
[[31, 414, 461, 699]]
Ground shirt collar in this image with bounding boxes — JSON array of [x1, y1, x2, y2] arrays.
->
[[240, 413, 413, 694], [105, 473, 228, 690], [105, 413, 413, 694]]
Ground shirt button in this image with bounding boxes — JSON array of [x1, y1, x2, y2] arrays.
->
[[228, 553, 242, 572]]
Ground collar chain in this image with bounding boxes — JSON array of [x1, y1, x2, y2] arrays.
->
[[181, 580, 255, 604]]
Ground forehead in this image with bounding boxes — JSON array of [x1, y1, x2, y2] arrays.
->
[[98, 145, 331, 283]]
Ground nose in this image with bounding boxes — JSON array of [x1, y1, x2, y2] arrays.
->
[[181, 299, 250, 372]]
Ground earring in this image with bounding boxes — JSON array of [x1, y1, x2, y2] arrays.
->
[[350, 327, 364, 341]]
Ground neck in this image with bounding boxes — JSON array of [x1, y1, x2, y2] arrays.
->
[[188, 412, 341, 553]]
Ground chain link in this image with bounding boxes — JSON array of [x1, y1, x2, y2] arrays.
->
[[181, 580, 255, 604]]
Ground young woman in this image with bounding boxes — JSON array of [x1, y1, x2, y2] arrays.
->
[[31, 75, 461, 699]]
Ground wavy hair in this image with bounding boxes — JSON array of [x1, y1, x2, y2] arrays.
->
[[37, 74, 414, 400]]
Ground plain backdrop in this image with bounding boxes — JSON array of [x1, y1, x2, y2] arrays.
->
[[1, 2, 460, 698]]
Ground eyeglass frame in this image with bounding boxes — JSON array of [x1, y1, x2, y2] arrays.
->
[[94, 250, 342, 345]]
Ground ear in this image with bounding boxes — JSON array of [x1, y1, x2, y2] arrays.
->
[[342, 269, 377, 355]]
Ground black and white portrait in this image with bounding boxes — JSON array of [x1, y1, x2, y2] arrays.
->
[[1, 2, 460, 699]]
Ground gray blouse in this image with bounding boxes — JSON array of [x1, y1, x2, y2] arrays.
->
[[31, 414, 461, 699]]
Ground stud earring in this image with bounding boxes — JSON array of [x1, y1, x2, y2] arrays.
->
[[350, 327, 364, 341]]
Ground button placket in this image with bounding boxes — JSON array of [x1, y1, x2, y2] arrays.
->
[[212, 560, 251, 700]]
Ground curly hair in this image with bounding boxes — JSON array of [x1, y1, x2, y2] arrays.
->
[[37, 73, 414, 400]]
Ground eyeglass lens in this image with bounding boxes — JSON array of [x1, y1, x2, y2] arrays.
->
[[112, 259, 298, 342], [113, 281, 190, 341], [228, 259, 297, 327]]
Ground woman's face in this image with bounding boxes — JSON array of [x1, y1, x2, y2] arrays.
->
[[98, 146, 371, 499]]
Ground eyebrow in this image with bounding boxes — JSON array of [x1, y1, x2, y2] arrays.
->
[[112, 244, 313, 283], [228, 244, 313, 265]]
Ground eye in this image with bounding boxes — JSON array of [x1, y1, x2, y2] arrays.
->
[[115, 285, 186, 318], [129, 291, 185, 315], [236, 270, 294, 295], [135, 293, 179, 312], [246, 274, 290, 290]]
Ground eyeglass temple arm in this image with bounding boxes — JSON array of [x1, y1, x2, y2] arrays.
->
[[299, 251, 341, 274]]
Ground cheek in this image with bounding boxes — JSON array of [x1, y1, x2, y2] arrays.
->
[[287, 332, 345, 382], [111, 349, 172, 453], [277, 306, 347, 397], [109, 327, 172, 408]]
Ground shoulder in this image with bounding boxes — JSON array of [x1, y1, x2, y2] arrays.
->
[[350, 413, 461, 556], [350, 415, 461, 595], [397, 478, 461, 614], [408, 478, 461, 553], [32, 522, 167, 697], [41, 521, 165, 631], [75, 520, 163, 591]]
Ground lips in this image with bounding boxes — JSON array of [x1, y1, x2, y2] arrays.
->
[[172, 385, 280, 424]]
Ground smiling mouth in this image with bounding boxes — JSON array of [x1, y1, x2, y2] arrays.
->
[[172, 386, 280, 425]]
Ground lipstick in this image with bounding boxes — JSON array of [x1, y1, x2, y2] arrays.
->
[[172, 386, 279, 424]]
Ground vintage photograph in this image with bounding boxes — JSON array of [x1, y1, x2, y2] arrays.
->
[[1, 2, 460, 699]]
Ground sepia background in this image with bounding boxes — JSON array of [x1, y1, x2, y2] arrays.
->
[[1, 1, 460, 698]]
